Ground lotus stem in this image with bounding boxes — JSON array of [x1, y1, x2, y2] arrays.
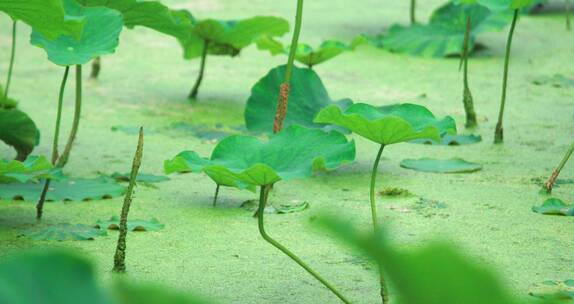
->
[[57, 65, 83, 167], [544, 141, 574, 194], [370, 144, 389, 303], [567, 0, 572, 30], [36, 66, 71, 220], [213, 184, 220, 206], [257, 185, 352, 303], [462, 15, 477, 129], [113, 127, 144, 273], [494, 9, 519, 144], [90, 57, 101, 79], [4, 21, 16, 99], [273, 0, 304, 133], [410, 0, 416, 24], [189, 40, 209, 100]]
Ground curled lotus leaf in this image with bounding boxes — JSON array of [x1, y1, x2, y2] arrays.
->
[[315, 103, 456, 145], [164, 125, 356, 187], [0, 155, 63, 183]]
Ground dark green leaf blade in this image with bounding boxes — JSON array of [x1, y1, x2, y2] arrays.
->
[[0, 108, 40, 161]]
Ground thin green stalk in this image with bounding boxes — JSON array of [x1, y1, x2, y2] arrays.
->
[[410, 0, 416, 24], [36, 66, 71, 220], [273, 0, 304, 133], [4, 21, 16, 99], [462, 15, 477, 129], [213, 184, 220, 207], [257, 185, 352, 304], [370, 144, 389, 303], [544, 141, 574, 194], [494, 9, 519, 144], [567, 0, 571, 30], [113, 128, 144, 273], [57, 65, 83, 167], [189, 40, 209, 100]]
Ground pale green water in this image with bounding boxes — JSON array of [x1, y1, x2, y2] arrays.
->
[[0, 1, 573, 303]]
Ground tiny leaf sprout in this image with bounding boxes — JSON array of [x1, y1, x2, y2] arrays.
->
[[31, 0, 124, 220], [315, 103, 457, 303]]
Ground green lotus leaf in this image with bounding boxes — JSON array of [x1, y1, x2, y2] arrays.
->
[[95, 216, 165, 232], [400, 158, 483, 173], [382, 2, 512, 57], [410, 134, 482, 145], [529, 279, 574, 300], [0, 155, 63, 183], [0, 250, 113, 304], [76, 0, 193, 41], [180, 16, 289, 59], [22, 224, 107, 241], [245, 65, 353, 133], [0, 108, 40, 161], [532, 198, 574, 216], [315, 103, 456, 145], [165, 125, 356, 187], [0, 0, 84, 40], [256, 37, 363, 67], [0, 177, 125, 201], [31, 0, 124, 66]]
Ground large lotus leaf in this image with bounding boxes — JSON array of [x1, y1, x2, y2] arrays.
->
[[0, 177, 125, 201], [256, 37, 362, 67], [0, 156, 63, 183], [382, 2, 512, 57], [76, 0, 193, 41], [456, 0, 536, 10], [400, 158, 483, 173], [0, 108, 40, 161], [31, 0, 124, 66], [95, 216, 165, 232], [532, 198, 574, 216], [315, 103, 456, 145], [244, 65, 352, 133], [0, 0, 84, 40], [164, 125, 356, 187], [181, 16, 289, 59], [0, 250, 113, 304], [112, 280, 213, 304], [22, 224, 107, 241]]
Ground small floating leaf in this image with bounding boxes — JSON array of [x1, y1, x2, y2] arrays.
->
[[165, 125, 356, 188], [400, 158, 482, 173], [95, 216, 165, 232], [530, 279, 574, 300], [315, 103, 456, 145], [31, 0, 124, 66], [0, 177, 125, 201], [379, 187, 414, 197], [410, 134, 482, 145], [532, 198, 574, 216], [532, 74, 574, 88], [240, 200, 310, 214], [0, 156, 62, 183], [245, 65, 353, 133], [22, 224, 107, 241]]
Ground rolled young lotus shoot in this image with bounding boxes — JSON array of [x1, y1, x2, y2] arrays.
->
[[273, 0, 304, 133], [461, 15, 478, 129], [4, 21, 16, 99], [90, 57, 101, 79], [113, 128, 144, 273], [494, 9, 519, 144], [544, 141, 574, 194]]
